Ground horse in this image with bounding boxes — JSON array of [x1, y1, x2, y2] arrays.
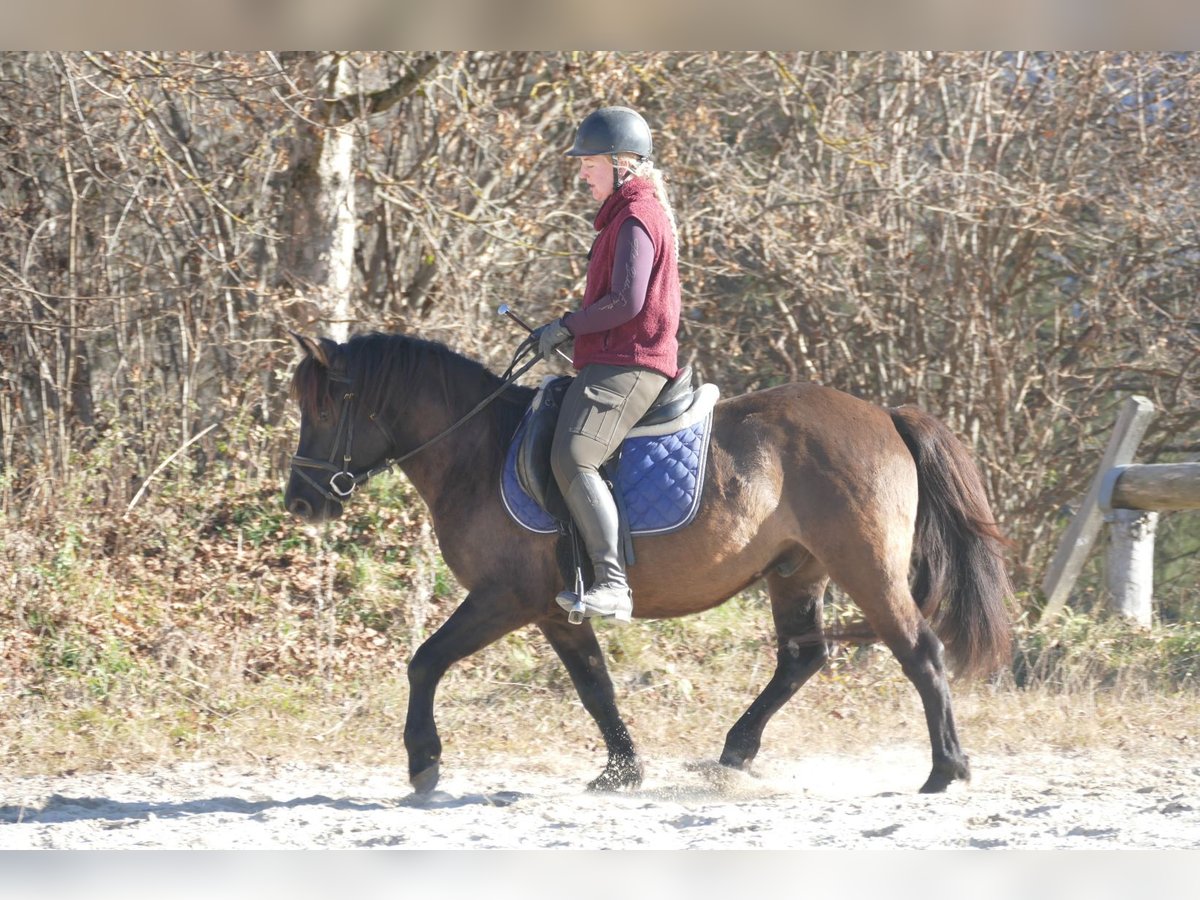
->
[[284, 331, 1013, 796]]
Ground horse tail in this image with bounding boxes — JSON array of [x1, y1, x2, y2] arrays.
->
[[888, 406, 1014, 679]]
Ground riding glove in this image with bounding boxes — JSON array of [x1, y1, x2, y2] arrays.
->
[[534, 318, 573, 361]]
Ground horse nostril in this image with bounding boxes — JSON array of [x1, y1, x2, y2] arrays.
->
[[288, 496, 314, 520]]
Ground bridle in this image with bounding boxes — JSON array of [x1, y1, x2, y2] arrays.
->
[[289, 334, 542, 506], [289, 372, 400, 505]]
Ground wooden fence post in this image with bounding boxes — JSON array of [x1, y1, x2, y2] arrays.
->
[[1104, 507, 1158, 627], [1038, 395, 1156, 621]]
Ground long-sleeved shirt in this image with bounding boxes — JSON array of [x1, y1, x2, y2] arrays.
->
[[563, 218, 653, 336]]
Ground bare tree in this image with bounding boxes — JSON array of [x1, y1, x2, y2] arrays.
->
[[273, 51, 438, 341]]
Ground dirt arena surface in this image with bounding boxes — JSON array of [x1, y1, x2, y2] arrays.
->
[[2, 742, 1196, 850]]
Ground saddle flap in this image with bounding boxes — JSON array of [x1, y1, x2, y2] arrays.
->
[[512, 373, 719, 531], [516, 375, 571, 514]]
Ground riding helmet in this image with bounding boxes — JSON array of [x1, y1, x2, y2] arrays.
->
[[565, 106, 653, 159]]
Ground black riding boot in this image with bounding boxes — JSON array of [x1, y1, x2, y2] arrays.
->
[[555, 471, 633, 622]]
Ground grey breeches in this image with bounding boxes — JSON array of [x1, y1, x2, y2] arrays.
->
[[550, 363, 668, 494]]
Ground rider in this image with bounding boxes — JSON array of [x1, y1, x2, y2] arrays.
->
[[533, 106, 682, 623]]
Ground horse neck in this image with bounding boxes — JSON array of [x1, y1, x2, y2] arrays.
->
[[377, 360, 509, 508]]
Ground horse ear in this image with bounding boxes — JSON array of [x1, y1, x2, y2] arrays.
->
[[291, 331, 331, 369]]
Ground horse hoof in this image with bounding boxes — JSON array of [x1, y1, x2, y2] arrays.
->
[[410, 763, 441, 795], [919, 759, 970, 793], [718, 752, 754, 772], [587, 757, 643, 792], [688, 759, 757, 792]]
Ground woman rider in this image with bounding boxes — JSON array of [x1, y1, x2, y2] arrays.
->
[[533, 106, 682, 624]]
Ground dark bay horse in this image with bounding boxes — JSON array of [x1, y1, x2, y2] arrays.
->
[[284, 331, 1013, 795]]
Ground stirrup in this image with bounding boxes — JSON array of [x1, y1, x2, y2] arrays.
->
[[556, 563, 587, 624], [556, 585, 633, 624], [555, 589, 585, 624]]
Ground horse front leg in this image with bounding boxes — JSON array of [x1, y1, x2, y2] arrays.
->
[[404, 588, 535, 794], [539, 616, 642, 791]]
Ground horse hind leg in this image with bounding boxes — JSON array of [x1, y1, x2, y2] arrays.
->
[[832, 562, 969, 793], [903, 619, 970, 792], [719, 566, 830, 772]]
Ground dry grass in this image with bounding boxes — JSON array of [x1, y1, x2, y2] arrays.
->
[[4, 617, 1196, 779]]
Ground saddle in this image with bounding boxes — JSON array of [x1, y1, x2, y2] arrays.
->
[[516, 365, 700, 524]]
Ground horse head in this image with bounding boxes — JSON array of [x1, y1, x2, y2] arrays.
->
[[284, 332, 394, 523]]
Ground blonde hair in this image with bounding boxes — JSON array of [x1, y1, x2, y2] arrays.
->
[[616, 154, 679, 257]]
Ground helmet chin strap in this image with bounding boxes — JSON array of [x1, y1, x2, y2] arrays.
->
[[610, 154, 629, 193]]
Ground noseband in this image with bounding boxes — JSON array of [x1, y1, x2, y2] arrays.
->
[[289, 334, 544, 507]]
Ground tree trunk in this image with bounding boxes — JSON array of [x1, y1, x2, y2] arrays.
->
[[278, 53, 357, 343], [277, 52, 439, 343]]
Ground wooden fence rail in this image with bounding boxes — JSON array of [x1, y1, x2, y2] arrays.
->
[[1101, 463, 1200, 512]]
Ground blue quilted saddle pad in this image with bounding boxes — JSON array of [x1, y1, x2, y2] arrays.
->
[[500, 402, 715, 536]]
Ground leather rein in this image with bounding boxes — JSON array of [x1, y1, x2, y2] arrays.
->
[[290, 335, 541, 506]]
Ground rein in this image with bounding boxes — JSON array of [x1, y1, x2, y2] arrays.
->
[[290, 334, 542, 505]]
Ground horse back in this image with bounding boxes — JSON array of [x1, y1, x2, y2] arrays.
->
[[711, 381, 913, 477]]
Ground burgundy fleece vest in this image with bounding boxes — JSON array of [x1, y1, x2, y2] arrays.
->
[[571, 178, 681, 379]]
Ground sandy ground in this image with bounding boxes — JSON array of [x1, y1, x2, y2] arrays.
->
[[2, 742, 1196, 850]]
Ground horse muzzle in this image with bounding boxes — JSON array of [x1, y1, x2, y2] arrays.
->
[[284, 465, 346, 523]]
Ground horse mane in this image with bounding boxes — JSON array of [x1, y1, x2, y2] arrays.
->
[[291, 332, 536, 452]]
